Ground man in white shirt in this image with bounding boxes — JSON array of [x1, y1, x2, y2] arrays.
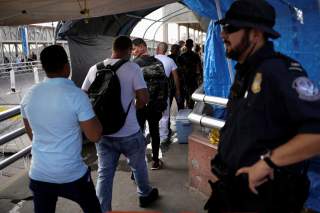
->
[[155, 42, 181, 143], [82, 36, 158, 212]]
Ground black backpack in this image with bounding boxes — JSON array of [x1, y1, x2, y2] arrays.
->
[[87, 59, 132, 135], [134, 56, 168, 112]]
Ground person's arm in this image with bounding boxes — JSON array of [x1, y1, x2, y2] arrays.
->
[[237, 133, 320, 194], [135, 88, 149, 109], [81, 66, 96, 92], [79, 116, 102, 143], [171, 69, 181, 97], [23, 118, 33, 141]]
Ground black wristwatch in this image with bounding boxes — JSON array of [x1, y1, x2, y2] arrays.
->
[[260, 150, 280, 170]]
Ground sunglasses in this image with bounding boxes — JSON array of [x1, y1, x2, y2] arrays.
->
[[222, 25, 242, 34]]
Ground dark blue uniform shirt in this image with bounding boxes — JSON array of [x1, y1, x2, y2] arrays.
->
[[218, 41, 320, 174]]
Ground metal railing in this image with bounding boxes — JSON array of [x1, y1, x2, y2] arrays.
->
[[0, 92, 228, 170], [0, 61, 44, 92], [0, 61, 42, 77], [0, 145, 31, 170], [0, 106, 29, 170], [191, 93, 228, 107], [188, 92, 228, 129], [0, 106, 21, 122]]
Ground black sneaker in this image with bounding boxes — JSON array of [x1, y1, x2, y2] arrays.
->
[[139, 188, 159, 207], [151, 160, 163, 170]]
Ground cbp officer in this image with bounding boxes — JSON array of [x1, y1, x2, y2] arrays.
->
[[206, 0, 320, 212]]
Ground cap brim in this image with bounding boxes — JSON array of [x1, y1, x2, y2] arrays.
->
[[215, 19, 280, 39]]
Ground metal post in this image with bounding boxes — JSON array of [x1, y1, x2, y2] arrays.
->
[[177, 24, 180, 41], [163, 23, 169, 43], [187, 24, 190, 39], [0, 42, 3, 63], [9, 67, 16, 92], [33, 67, 39, 84]]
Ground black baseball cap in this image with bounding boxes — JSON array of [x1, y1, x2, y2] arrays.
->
[[215, 0, 280, 39]]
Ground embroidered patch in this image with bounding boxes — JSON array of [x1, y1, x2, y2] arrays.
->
[[251, 72, 262, 94], [292, 77, 320, 101]]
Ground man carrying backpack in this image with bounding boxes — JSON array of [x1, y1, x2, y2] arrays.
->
[[132, 38, 169, 170], [82, 36, 159, 212]]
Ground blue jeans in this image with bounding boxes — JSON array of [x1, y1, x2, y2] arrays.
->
[[95, 131, 152, 212]]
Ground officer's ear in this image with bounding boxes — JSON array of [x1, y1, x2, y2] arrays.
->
[[250, 28, 264, 43]]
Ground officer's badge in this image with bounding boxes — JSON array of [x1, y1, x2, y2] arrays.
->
[[251, 72, 262, 94], [292, 77, 320, 101]]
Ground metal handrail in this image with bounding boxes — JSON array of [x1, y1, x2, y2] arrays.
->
[[0, 61, 43, 78], [0, 106, 29, 170], [0, 106, 21, 122], [0, 127, 26, 146], [188, 113, 225, 129], [0, 145, 31, 170], [191, 93, 228, 107], [188, 92, 228, 129]]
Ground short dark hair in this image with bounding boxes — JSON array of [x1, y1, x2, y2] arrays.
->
[[113, 36, 132, 52], [40, 45, 68, 73], [171, 44, 180, 52], [132, 38, 147, 47], [186, 39, 194, 48]]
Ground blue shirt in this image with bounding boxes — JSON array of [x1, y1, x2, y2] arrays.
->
[[20, 78, 95, 183]]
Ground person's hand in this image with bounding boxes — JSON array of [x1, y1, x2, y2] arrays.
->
[[236, 160, 274, 194]]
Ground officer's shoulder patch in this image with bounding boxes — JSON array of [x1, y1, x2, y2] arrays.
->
[[292, 77, 320, 101], [288, 61, 303, 72]]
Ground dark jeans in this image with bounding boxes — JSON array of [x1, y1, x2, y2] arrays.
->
[[137, 107, 162, 162], [29, 168, 101, 213], [185, 82, 198, 109]]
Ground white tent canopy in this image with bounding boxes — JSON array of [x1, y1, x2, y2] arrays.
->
[[0, 0, 175, 26]]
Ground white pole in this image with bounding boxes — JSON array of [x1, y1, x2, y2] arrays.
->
[[214, 0, 234, 82], [33, 67, 39, 84], [10, 67, 16, 93]]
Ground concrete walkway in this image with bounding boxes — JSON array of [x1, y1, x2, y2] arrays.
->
[[0, 140, 207, 213]]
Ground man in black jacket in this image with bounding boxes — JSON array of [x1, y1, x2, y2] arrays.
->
[[132, 38, 168, 170], [207, 0, 320, 212]]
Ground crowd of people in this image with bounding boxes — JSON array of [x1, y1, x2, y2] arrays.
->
[[20, 36, 203, 212], [20, 0, 320, 212]]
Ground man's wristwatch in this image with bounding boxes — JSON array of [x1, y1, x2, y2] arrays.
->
[[260, 150, 280, 170]]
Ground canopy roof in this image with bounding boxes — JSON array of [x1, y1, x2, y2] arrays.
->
[[0, 0, 175, 26]]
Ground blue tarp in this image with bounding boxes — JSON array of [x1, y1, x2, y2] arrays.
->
[[183, 0, 320, 211], [183, 0, 320, 96]]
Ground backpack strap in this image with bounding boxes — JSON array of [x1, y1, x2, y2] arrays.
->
[[96, 59, 129, 73], [110, 58, 129, 73], [99, 58, 132, 118], [125, 99, 134, 116]]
